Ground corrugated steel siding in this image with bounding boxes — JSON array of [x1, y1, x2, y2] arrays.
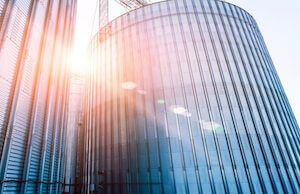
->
[[0, 0, 5, 16], [0, 0, 76, 193], [82, 0, 300, 193], [0, 0, 31, 158]]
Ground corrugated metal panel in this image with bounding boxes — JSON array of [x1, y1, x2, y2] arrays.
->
[[0, 0, 31, 156], [0, 0, 6, 24], [0, 0, 32, 188], [81, 0, 300, 193], [0, 0, 76, 193], [0, 0, 5, 13], [38, 1, 60, 192], [20, 2, 48, 192]]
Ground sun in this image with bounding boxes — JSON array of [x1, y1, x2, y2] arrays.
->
[[69, 50, 89, 75]]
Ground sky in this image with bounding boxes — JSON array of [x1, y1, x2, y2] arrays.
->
[[73, 0, 300, 122]]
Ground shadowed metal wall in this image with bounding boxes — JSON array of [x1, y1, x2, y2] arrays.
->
[[64, 73, 84, 193], [0, 0, 76, 193], [83, 0, 300, 193]]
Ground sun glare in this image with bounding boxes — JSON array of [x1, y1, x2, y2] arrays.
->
[[69, 50, 89, 75]]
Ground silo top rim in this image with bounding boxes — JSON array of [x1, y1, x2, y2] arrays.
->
[[93, 0, 255, 43]]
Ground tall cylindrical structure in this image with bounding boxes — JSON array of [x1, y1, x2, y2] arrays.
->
[[0, 0, 76, 193], [84, 0, 300, 193]]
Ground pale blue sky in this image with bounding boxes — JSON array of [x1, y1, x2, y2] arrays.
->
[[73, 0, 300, 122]]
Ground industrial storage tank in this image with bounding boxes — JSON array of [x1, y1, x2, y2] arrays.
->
[[82, 0, 300, 193], [0, 0, 76, 192]]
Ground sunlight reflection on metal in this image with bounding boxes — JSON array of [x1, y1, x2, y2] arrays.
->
[[185, 112, 192, 117], [121, 81, 137, 90], [157, 99, 165, 104], [137, 89, 147, 95], [170, 105, 192, 117], [200, 120, 222, 131]]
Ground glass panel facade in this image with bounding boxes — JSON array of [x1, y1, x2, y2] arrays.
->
[[0, 0, 76, 193], [81, 0, 300, 193]]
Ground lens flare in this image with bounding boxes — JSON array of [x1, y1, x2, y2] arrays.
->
[[121, 82, 137, 90], [170, 105, 192, 117], [200, 120, 222, 131]]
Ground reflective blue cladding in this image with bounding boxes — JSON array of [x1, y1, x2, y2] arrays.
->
[[81, 0, 300, 193]]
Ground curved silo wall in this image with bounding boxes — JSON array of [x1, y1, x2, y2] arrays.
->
[[83, 0, 300, 193]]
